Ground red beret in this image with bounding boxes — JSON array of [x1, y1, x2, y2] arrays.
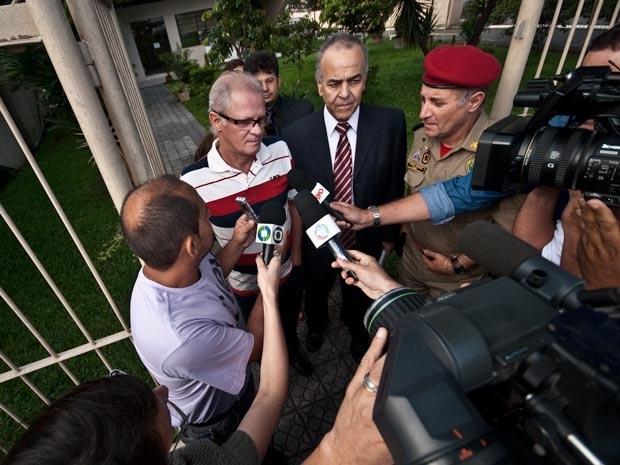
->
[[422, 45, 501, 89]]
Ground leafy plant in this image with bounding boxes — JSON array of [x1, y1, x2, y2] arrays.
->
[[188, 65, 216, 100], [390, 0, 437, 54], [158, 46, 199, 82], [168, 80, 189, 95], [272, 12, 323, 86], [202, 0, 273, 65], [320, 0, 393, 40], [0, 44, 69, 117]]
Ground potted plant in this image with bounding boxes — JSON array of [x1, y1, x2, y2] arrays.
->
[[158, 51, 175, 83], [168, 80, 190, 102]]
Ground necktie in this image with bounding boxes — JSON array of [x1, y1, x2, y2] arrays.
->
[[264, 109, 276, 136], [334, 122, 355, 248]]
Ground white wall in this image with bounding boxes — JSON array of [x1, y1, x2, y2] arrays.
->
[[115, 0, 213, 83]]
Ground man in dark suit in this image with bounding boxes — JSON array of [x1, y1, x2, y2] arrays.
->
[[282, 33, 407, 361], [244, 50, 314, 136]]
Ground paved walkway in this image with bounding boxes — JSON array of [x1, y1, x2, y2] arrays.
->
[[139, 84, 358, 464], [140, 84, 207, 175]]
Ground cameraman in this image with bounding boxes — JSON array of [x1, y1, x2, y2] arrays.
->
[[512, 24, 620, 286], [559, 192, 620, 289]]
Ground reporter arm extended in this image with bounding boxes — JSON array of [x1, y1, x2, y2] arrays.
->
[[236, 283, 288, 462]]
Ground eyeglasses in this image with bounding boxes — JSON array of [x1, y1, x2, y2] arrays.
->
[[107, 369, 188, 454], [214, 110, 270, 129]]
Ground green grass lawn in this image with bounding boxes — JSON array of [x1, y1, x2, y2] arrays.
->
[[0, 38, 570, 454], [0, 127, 150, 452]]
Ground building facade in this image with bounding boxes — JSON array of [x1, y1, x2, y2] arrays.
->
[[115, 0, 214, 86]]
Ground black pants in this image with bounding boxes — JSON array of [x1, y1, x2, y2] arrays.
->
[[303, 246, 371, 343]]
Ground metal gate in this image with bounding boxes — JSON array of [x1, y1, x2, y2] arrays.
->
[[0, 0, 164, 453]]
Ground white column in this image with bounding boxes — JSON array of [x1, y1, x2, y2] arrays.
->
[[490, 1, 545, 122], [66, 0, 165, 185], [25, 0, 133, 212]]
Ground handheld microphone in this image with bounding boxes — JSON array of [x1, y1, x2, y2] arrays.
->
[[288, 168, 346, 221], [458, 221, 584, 310], [256, 201, 286, 264], [293, 190, 358, 280]]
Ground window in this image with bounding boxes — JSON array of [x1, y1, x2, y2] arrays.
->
[[175, 10, 209, 48]]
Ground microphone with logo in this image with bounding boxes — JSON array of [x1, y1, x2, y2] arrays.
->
[[293, 190, 358, 280], [256, 201, 286, 265], [288, 168, 346, 222]]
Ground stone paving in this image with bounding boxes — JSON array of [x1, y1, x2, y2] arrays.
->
[[140, 84, 206, 175], [140, 84, 359, 464]]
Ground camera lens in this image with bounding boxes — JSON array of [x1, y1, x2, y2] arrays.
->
[[364, 288, 426, 338], [512, 127, 620, 198]]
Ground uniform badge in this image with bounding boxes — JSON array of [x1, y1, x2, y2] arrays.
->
[[421, 148, 432, 164], [407, 160, 427, 174], [470, 140, 478, 150], [465, 157, 475, 173], [411, 148, 422, 161]]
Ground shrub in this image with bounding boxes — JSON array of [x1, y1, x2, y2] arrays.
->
[[159, 46, 199, 82], [189, 66, 216, 98]]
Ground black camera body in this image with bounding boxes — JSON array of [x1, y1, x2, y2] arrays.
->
[[471, 66, 620, 206], [368, 222, 620, 465]]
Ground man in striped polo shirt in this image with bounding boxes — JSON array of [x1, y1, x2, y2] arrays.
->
[[181, 72, 312, 377]]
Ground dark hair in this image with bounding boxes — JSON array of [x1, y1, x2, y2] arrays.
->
[[195, 132, 216, 161], [223, 58, 245, 72], [587, 22, 620, 53], [120, 175, 200, 270], [3, 375, 167, 465], [244, 50, 279, 76]]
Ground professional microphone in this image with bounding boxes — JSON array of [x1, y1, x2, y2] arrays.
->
[[458, 220, 540, 277], [293, 190, 358, 280], [256, 201, 286, 264], [288, 168, 346, 221], [458, 221, 584, 310]]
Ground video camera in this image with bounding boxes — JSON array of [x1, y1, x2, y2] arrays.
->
[[471, 66, 620, 206], [367, 221, 620, 465]]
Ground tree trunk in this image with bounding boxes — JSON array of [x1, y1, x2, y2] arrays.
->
[[466, 0, 500, 47]]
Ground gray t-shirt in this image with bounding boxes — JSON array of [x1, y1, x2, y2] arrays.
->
[[130, 253, 254, 425]]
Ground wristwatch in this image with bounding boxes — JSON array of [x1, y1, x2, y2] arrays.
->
[[367, 205, 381, 227], [450, 255, 467, 274]]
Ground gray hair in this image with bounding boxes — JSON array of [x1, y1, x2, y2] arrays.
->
[[315, 33, 369, 83], [208, 71, 263, 137], [458, 87, 488, 107], [209, 71, 263, 114]]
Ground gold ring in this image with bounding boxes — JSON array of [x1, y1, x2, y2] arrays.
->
[[363, 372, 379, 393]]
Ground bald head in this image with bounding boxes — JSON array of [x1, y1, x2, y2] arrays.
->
[[209, 71, 263, 114], [120, 175, 201, 270]]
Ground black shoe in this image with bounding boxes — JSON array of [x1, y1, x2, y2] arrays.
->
[[350, 338, 369, 363], [306, 329, 324, 353], [290, 352, 313, 377]]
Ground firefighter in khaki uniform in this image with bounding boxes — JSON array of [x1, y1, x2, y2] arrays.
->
[[399, 45, 525, 298]]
